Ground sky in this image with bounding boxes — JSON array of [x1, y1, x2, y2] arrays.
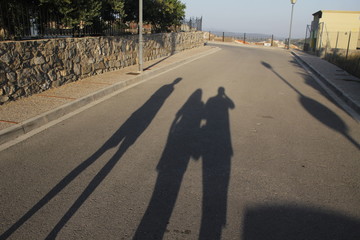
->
[[181, 0, 360, 38]]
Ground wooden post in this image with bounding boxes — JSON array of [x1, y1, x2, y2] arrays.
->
[[346, 31, 352, 60], [333, 31, 339, 62]]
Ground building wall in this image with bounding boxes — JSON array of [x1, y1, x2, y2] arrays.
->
[[320, 11, 360, 32], [0, 32, 204, 104], [314, 11, 360, 51]]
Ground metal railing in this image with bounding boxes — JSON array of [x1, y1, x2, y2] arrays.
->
[[0, 3, 203, 41], [208, 31, 283, 47], [181, 17, 202, 32], [0, 2, 126, 41]]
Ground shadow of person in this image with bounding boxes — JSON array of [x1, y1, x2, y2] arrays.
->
[[243, 204, 360, 240], [0, 78, 182, 240], [261, 61, 359, 150], [199, 87, 235, 240], [133, 89, 204, 240]]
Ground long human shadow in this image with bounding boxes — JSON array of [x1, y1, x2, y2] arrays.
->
[[133, 89, 204, 240], [199, 87, 235, 240], [0, 78, 182, 240], [261, 61, 360, 150], [243, 204, 360, 240]]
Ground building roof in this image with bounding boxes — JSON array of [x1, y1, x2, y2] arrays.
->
[[313, 10, 360, 17]]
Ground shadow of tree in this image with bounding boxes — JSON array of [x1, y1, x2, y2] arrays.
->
[[0, 78, 182, 240]]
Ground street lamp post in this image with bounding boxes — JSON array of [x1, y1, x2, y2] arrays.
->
[[139, 0, 143, 72], [287, 0, 297, 49]]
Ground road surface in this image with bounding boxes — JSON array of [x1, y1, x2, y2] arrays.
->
[[1, 44, 360, 240]]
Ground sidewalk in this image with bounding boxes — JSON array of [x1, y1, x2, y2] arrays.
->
[[0, 46, 219, 145], [291, 50, 360, 118]]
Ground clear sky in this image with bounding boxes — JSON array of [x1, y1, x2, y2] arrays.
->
[[181, 0, 360, 38]]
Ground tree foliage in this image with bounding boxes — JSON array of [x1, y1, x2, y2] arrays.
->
[[38, 0, 125, 27], [124, 0, 186, 32], [0, 0, 186, 38], [0, 0, 40, 38], [36, 0, 185, 31]]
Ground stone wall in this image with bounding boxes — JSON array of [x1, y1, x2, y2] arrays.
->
[[0, 32, 204, 103]]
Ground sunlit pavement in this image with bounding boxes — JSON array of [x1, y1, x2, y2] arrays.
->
[[1, 44, 359, 240]]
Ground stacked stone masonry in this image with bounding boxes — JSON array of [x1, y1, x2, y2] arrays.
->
[[0, 32, 204, 103]]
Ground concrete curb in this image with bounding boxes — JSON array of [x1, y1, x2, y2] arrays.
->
[[291, 51, 360, 116], [0, 47, 221, 145]]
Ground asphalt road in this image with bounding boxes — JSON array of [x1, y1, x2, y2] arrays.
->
[[1, 44, 360, 240]]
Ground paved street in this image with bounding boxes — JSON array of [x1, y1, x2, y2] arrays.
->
[[1, 44, 360, 240]]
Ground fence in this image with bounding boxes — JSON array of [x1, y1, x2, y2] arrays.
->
[[304, 24, 360, 77], [181, 17, 202, 32], [0, 1, 203, 41], [208, 31, 283, 47], [0, 2, 127, 41]]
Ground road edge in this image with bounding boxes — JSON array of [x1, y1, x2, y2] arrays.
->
[[0, 47, 221, 149], [291, 51, 360, 121]]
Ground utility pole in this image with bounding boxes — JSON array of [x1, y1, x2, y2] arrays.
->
[[138, 0, 143, 72], [287, 0, 297, 49]]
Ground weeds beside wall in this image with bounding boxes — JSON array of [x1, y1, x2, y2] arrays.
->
[[0, 32, 204, 104], [323, 49, 360, 78]]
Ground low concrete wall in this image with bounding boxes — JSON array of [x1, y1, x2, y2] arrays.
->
[[0, 32, 204, 103]]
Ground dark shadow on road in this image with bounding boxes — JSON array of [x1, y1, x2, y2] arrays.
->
[[199, 87, 235, 240], [133, 89, 204, 240], [289, 58, 344, 109], [133, 87, 235, 240], [242, 204, 360, 240], [0, 78, 182, 240], [261, 61, 360, 150]]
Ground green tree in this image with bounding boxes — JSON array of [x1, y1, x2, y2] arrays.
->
[[151, 0, 186, 32], [0, 0, 40, 39], [38, 0, 125, 34], [0, 0, 125, 39], [124, 0, 185, 32], [102, 0, 125, 21], [39, 0, 102, 27]]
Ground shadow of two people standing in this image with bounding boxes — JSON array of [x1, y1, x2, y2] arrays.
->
[[0, 79, 234, 240], [134, 87, 235, 240]]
